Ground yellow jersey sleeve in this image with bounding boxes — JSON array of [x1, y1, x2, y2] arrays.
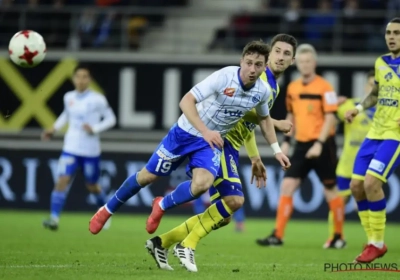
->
[[244, 130, 259, 158], [337, 99, 355, 122]]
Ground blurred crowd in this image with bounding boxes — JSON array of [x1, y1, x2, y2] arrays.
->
[[0, 0, 397, 53], [209, 0, 396, 53]]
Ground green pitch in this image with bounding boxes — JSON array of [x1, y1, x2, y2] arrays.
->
[[0, 210, 399, 280]]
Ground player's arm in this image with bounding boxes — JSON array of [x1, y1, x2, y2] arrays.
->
[[317, 89, 338, 143], [42, 97, 68, 140], [358, 83, 379, 111], [90, 97, 117, 134], [181, 70, 224, 148], [255, 98, 290, 169], [243, 110, 292, 133], [244, 130, 260, 162]]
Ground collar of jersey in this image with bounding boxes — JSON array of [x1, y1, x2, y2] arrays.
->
[[265, 67, 278, 101], [75, 89, 91, 98], [237, 68, 256, 91]]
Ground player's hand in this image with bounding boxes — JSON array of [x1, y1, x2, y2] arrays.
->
[[281, 141, 290, 156], [41, 129, 54, 141], [344, 109, 359, 123], [83, 124, 94, 134], [276, 120, 293, 133], [274, 152, 291, 171], [305, 142, 322, 159], [338, 96, 348, 105], [250, 158, 267, 188], [202, 129, 224, 149]]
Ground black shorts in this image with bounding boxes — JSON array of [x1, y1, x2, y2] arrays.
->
[[284, 137, 337, 187]]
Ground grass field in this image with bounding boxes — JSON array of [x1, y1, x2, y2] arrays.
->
[[0, 210, 399, 280]]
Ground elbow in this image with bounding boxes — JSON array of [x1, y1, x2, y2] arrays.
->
[[179, 92, 196, 111]]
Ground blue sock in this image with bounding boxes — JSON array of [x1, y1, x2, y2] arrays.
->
[[94, 191, 106, 207], [50, 190, 67, 221], [106, 172, 143, 213], [161, 180, 196, 210], [193, 197, 206, 214], [233, 207, 245, 223]]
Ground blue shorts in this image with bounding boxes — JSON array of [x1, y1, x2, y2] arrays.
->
[[209, 139, 243, 203], [146, 124, 222, 178], [336, 176, 351, 195], [352, 138, 400, 183], [57, 151, 101, 184]]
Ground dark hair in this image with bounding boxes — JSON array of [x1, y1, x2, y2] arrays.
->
[[367, 70, 375, 79], [242, 40, 270, 62], [270, 34, 298, 57], [390, 17, 400, 24], [73, 64, 91, 76]]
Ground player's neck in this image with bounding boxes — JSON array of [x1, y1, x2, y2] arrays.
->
[[76, 88, 89, 94], [301, 73, 316, 85], [267, 64, 282, 79], [391, 51, 400, 59]]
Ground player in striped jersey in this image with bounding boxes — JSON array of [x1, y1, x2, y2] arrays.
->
[[144, 34, 297, 272]]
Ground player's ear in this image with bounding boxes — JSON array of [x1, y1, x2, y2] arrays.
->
[[291, 57, 295, 65]]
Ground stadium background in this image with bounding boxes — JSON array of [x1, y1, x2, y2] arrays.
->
[[1, 0, 400, 222]]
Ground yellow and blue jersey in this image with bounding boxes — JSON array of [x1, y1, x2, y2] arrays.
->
[[336, 98, 374, 179], [368, 54, 400, 141], [225, 67, 280, 152]]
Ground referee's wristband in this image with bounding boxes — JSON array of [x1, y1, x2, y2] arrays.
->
[[355, 104, 364, 113], [271, 142, 282, 154]]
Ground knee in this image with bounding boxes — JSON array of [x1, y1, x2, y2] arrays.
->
[[191, 171, 214, 194], [364, 175, 383, 194], [350, 179, 364, 198], [280, 178, 299, 196], [223, 196, 244, 212], [55, 176, 70, 191], [137, 167, 158, 186]]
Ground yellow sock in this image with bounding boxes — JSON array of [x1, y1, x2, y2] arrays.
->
[[328, 211, 334, 239], [358, 211, 373, 243], [369, 209, 386, 244], [181, 200, 233, 249], [159, 214, 202, 249]]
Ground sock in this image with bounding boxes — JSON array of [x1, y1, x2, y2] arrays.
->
[[160, 180, 196, 211], [181, 200, 233, 249], [50, 190, 67, 222], [94, 191, 106, 208], [106, 172, 143, 213], [193, 197, 206, 214], [328, 210, 334, 239], [368, 198, 386, 248], [233, 207, 245, 223], [328, 196, 345, 236], [159, 214, 202, 249], [357, 199, 373, 243], [274, 195, 293, 239]]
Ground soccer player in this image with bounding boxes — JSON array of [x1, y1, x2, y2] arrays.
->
[[89, 40, 291, 236], [256, 43, 346, 248], [41, 65, 117, 231], [344, 18, 400, 263], [324, 70, 375, 248], [144, 34, 297, 272]]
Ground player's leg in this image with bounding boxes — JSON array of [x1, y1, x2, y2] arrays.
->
[[325, 176, 351, 248], [89, 126, 188, 234], [314, 137, 346, 248], [256, 144, 311, 246], [43, 152, 78, 230], [146, 139, 222, 234], [349, 139, 377, 259], [233, 206, 245, 232], [355, 140, 400, 263]]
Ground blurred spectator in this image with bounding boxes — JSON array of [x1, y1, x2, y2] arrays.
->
[[342, 0, 365, 53], [279, 0, 304, 41], [304, 0, 336, 52]]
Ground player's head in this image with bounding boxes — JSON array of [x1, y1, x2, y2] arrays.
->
[[73, 64, 91, 92], [386, 18, 400, 55], [268, 34, 297, 75], [365, 70, 375, 95], [295, 44, 317, 77], [240, 40, 270, 84]]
